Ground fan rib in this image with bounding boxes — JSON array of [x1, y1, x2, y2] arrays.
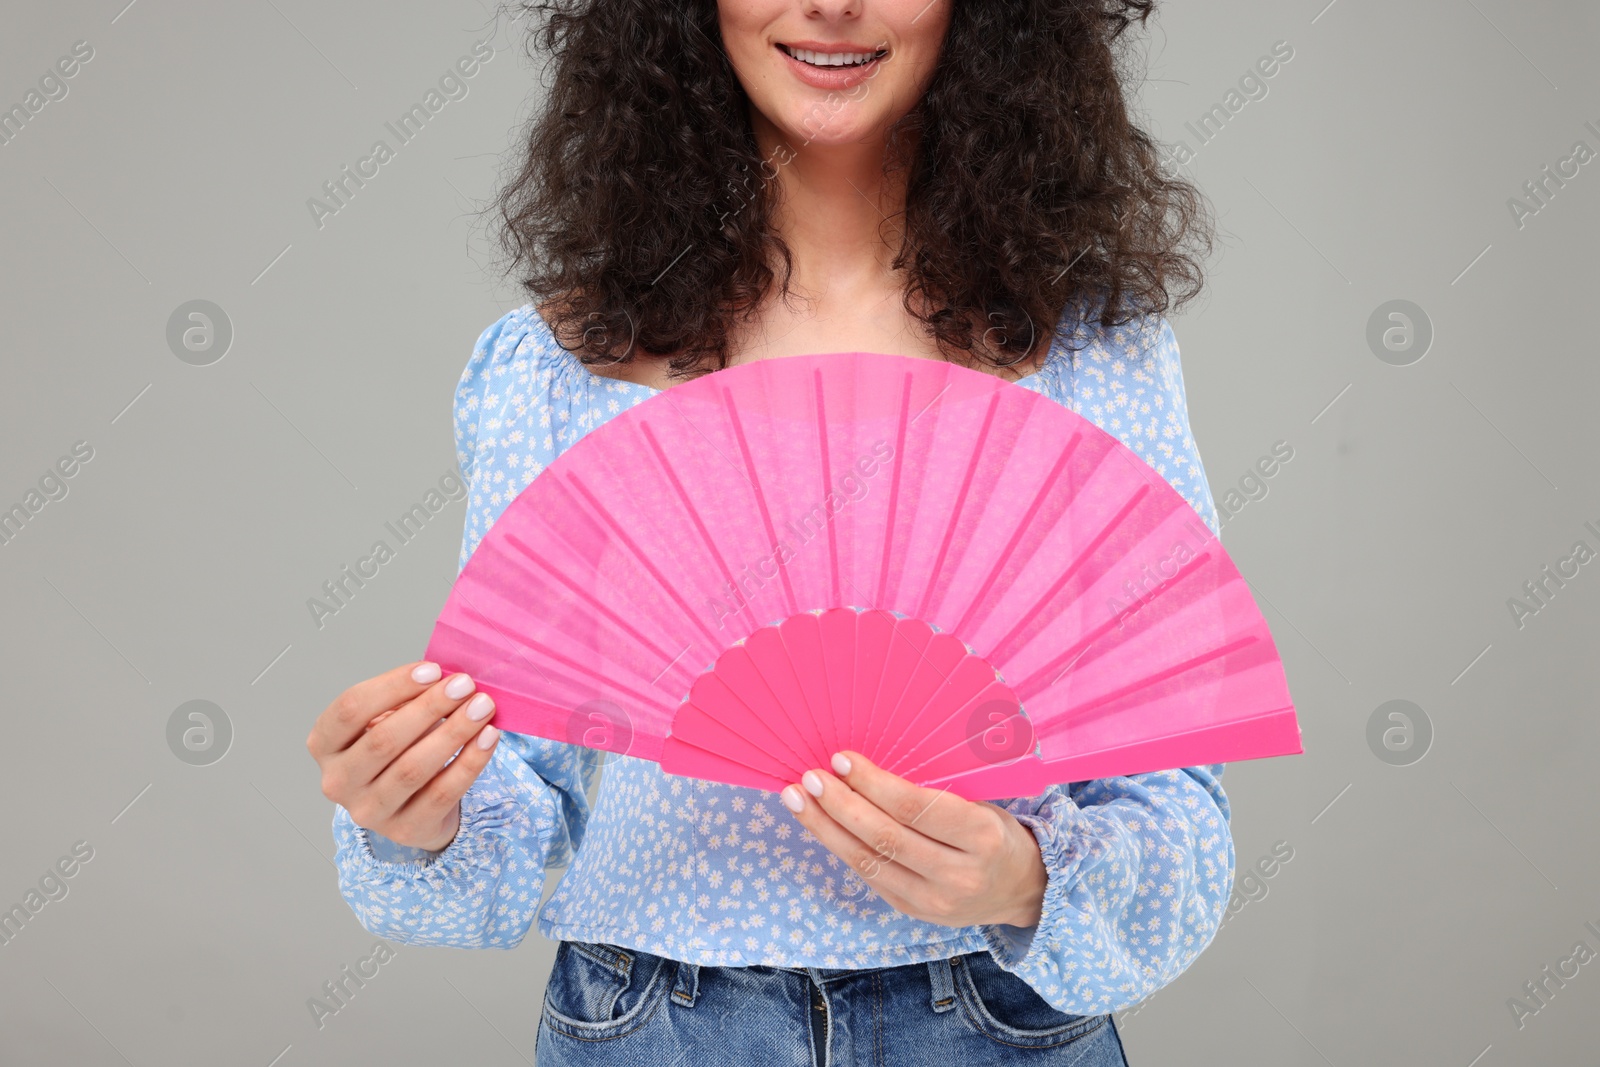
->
[[1011, 544, 1216, 699], [894, 682, 1030, 782], [875, 372, 914, 606], [950, 428, 1084, 637], [492, 626, 665, 712], [561, 473, 723, 652], [819, 608, 856, 757], [812, 368, 842, 608], [502, 530, 681, 669], [861, 616, 937, 758], [639, 421, 762, 635], [720, 383, 800, 618], [1041, 633, 1265, 729], [676, 679, 812, 780], [712, 639, 823, 768], [873, 627, 964, 765], [987, 481, 1152, 665], [914, 388, 1004, 620], [1038, 703, 1298, 765]]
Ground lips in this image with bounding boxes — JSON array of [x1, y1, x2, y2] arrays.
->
[[774, 42, 889, 91], [776, 42, 887, 67]]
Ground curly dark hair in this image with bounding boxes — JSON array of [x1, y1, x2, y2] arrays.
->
[[486, 0, 1215, 381]]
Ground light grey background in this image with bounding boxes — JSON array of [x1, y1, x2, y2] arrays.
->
[[1, 1, 1595, 1064]]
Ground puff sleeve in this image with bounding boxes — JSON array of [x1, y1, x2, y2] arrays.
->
[[328, 309, 604, 948], [978, 316, 1236, 1013]]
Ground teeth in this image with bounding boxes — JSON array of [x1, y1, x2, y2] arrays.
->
[[782, 45, 882, 68]]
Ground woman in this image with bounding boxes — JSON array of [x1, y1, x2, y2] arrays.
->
[[306, 1, 1227, 1063]]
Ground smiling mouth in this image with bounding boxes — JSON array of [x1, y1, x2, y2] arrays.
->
[[776, 43, 889, 68]]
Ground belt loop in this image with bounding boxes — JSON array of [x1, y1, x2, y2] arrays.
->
[[671, 958, 701, 1009], [927, 956, 956, 1013]]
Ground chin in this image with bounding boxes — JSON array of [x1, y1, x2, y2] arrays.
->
[[775, 104, 883, 146]]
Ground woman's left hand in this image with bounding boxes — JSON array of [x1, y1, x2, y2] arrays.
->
[[780, 750, 1047, 930]]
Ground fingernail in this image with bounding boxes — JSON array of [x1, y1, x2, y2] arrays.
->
[[831, 752, 851, 775], [465, 692, 495, 721], [445, 673, 475, 699], [476, 724, 499, 750], [780, 785, 805, 812], [412, 662, 441, 684], [802, 770, 824, 797]]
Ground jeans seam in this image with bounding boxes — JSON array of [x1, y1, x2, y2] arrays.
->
[[952, 960, 1105, 1048], [539, 949, 669, 1042]]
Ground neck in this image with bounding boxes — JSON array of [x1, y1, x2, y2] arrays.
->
[[751, 112, 916, 307]]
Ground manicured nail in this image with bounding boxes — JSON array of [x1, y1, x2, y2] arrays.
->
[[465, 692, 495, 721], [831, 752, 851, 775], [412, 662, 441, 684], [476, 724, 499, 750], [445, 673, 475, 699], [802, 770, 824, 797], [780, 785, 805, 812]]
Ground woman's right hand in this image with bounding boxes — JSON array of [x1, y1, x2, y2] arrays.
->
[[306, 661, 501, 853]]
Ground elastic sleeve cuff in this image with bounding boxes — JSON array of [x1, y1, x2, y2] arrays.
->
[[978, 791, 1091, 971], [336, 743, 548, 880]]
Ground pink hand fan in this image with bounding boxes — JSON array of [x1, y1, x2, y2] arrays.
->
[[424, 351, 1302, 801]]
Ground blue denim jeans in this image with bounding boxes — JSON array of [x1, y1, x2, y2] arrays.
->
[[535, 939, 1130, 1066]]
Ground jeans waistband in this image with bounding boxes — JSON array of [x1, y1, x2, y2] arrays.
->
[[669, 954, 963, 1013]]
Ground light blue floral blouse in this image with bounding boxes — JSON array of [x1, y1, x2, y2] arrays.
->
[[330, 302, 1235, 1017]]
